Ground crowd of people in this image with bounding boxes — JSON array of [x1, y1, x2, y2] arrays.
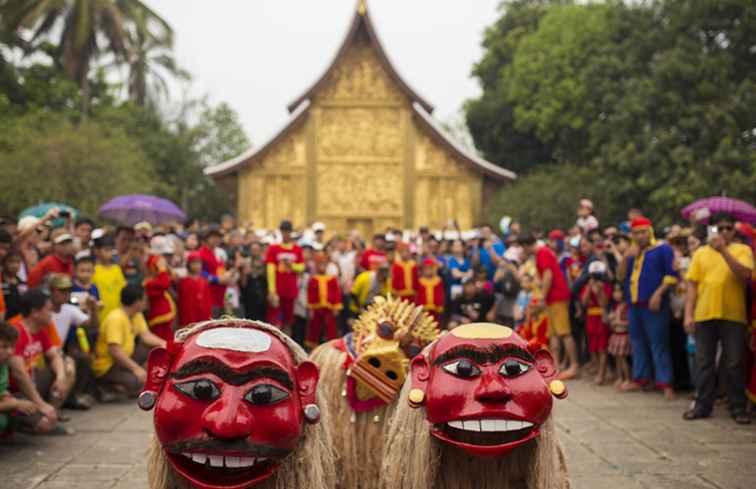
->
[[0, 197, 754, 437]]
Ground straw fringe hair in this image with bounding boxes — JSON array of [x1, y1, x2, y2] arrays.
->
[[147, 318, 336, 489], [379, 381, 570, 489], [309, 340, 394, 489]]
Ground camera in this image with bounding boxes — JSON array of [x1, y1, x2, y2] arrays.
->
[[59, 210, 71, 218]]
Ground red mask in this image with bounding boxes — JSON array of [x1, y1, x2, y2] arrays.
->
[[409, 323, 562, 457], [141, 322, 319, 489]]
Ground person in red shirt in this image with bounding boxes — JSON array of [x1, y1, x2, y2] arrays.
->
[[8, 289, 73, 433], [415, 258, 444, 325], [580, 261, 613, 385], [305, 252, 342, 349], [27, 233, 75, 288], [521, 232, 579, 380], [177, 252, 212, 327], [197, 227, 227, 318], [143, 255, 176, 343], [359, 233, 387, 271], [390, 242, 418, 300], [265, 220, 304, 329], [519, 293, 550, 352]]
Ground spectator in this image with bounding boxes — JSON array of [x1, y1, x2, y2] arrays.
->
[[415, 258, 445, 324], [2, 252, 27, 319], [360, 233, 387, 271], [607, 283, 631, 389], [198, 226, 228, 318], [27, 232, 75, 288], [447, 239, 473, 299], [0, 321, 42, 435], [521, 233, 580, 380], [491, 260, 520, 327], [239, 254, 267, 321], [683, 213, 754, 424], [177, 252, 212, 326], [264, 220, 304, 329], [305, 252, 342, 349], [73, 218, 95, 251], [580, 261, 612, 385], [618, 217, 677, 400], [92, 234, 126, 325], [449, 277, 494, 328], [143, 255, 176, 343], [390, 242, 418, 301], [350, 262, 390, 314], [576, 199, 599, 233], [48, 274, 96, 410], [8, 289, 73, 433], [71, 252, 100, 310], [478, 224, 505, 280], [92, 284, 166, 398]]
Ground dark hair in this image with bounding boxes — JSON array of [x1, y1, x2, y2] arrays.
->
[[75, 217, 95, 228], [517, 233, 537, 246], [2, 251, 22, 267], [710, 212, 735, 226], [0, 321, 19, 344], [94, 235, 116, 248], [20, 289, 50, 317], [0, 229, 12, 245], [121, 284, 145, 306], [75, 254, 96, 266]]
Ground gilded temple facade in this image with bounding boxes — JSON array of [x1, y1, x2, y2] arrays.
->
[[205, 1, 515, 236]]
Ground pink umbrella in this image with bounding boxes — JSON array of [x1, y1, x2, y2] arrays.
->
[[681, 197, 756, 225]]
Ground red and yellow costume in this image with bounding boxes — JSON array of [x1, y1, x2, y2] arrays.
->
[[391, 258, 418, 300], [306, 274, 342, 349], [581, 281, 613, 353], [416, 260, 445, 324], [519, 296, 550, 351], [144, 256, 176, 343], [176, 253, 212, 327], [265, 242, 304, 327]]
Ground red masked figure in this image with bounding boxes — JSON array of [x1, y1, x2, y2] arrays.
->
[[139, 319, 329, 489], [144, 255, 177, 343], [409, 322, 566, 458]]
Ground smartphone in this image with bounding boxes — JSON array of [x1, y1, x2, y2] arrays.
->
[[707, 226, 718, 241]]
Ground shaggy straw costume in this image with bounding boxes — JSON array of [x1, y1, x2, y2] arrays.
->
[[146, 319, 336, 489], [379, 382, 570, 489], [309, 297, 439, 489]]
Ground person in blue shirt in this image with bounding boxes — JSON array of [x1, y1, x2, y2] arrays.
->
[[478, 225, 505, 280]]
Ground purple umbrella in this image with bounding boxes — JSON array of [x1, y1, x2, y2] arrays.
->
[[99, 194, 186, 225], [681, 196, 756, 225]]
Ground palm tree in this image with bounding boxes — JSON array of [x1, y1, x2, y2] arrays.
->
[[0, 0, 174, 109], [126, 7, 189, 107]]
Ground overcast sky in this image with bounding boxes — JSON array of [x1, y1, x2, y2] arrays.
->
[[148, 0, 502, 147]]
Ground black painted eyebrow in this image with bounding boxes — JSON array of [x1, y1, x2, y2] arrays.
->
[[172, 357, 294, 390], [432, 345, 534, 366]]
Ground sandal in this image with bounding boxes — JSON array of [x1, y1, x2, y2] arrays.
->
[[732, 412, 751, 425], [682, 408, 710, 421]]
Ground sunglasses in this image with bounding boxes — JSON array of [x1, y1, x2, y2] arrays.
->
[[717, 225, 734, 232]]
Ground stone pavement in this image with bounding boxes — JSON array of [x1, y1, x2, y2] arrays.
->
[[2, 378, 755, 489]]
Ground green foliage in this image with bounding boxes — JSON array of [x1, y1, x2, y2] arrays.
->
[[473, 0, 756, 228], [0, 110, 157, 217]]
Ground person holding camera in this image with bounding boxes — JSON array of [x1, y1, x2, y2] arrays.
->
[[27, 231, 75, 288], [683, 213, 753, 424], [580, 261, 613, 385]]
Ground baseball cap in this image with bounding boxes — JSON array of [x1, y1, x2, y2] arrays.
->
[[134, 221, 153, 233], [312, 222, 326, 233], [49, 273, 73, 290], [53, 233, 74, 245]]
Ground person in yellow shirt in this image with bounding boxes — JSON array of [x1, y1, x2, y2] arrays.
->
[[683, 213, 754, 424], [92, 235, 127, 325], [93, 284, 165, 398], [349, 262, 390, 315]]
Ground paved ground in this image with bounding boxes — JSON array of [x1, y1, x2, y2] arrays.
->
[[2, 379, 755, 488]]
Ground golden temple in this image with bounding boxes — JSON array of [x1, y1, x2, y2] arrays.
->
[[205, 1, 515, 236]]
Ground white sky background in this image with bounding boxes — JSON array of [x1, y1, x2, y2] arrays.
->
[[148, 0, 502, 151]]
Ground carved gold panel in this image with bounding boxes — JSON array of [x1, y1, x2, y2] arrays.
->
[[316, 43, 404, 105], [415, 133, 469, 176], [316, 163, 402, 216], [317, 107, 402, 160], [258, 125, 307, 171], [413, 176, 479, 230]]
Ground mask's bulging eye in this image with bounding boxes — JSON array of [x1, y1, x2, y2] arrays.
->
[[174, 379, 220, 401], [245, 384, 290, 405], [442, 359, 481, 378], [500, 359, 531, 377]]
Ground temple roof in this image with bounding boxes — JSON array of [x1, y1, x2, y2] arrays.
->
[[286, 0, 434, 114], [205, 1, 516, 182]]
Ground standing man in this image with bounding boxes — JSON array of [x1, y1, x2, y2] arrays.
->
[[683, 213, 753, 424], [618, 217, 677, 399], [265, 220, 304, 330], [521, 233, 579, 380]]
